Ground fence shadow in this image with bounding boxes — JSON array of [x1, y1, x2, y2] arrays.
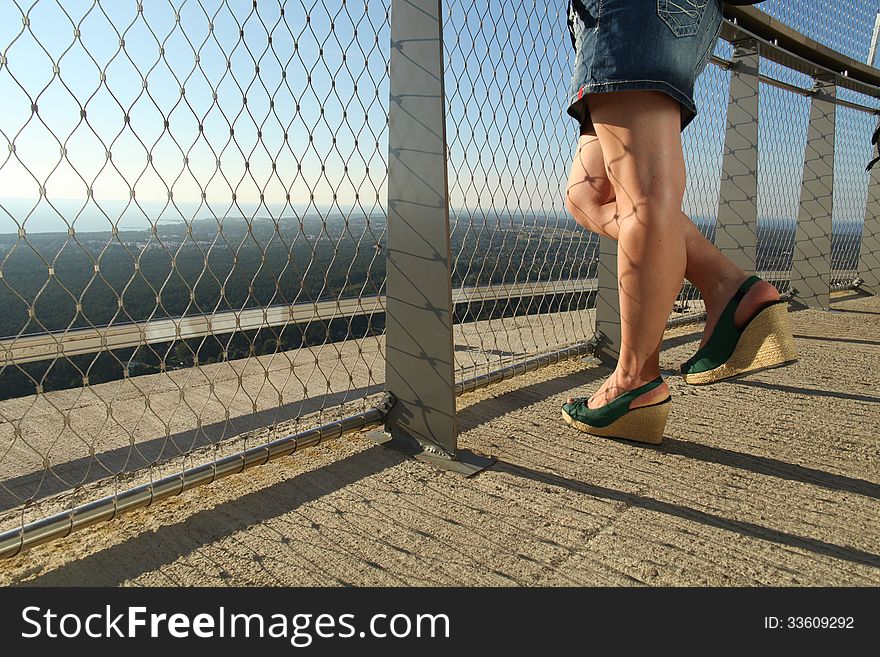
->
[[793, 334, 880, 347], [659, 438, 880, 500], [14, 444, 406, 587], [726, 379, 880, 404], [0, 384, 384, 512], [494, 459, 880, 568]]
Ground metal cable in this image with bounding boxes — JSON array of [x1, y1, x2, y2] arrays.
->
[[0, 0, 391, 534], [445, 0, 598, 383]]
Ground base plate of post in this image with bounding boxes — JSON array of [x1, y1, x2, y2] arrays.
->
[[365, 431, 496, 477]]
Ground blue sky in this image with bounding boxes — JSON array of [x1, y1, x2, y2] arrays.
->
[[0, 0, 391, 230], [0, 0, 878, 233]]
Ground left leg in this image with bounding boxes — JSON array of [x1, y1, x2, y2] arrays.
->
[[583, 90, 689, 409]]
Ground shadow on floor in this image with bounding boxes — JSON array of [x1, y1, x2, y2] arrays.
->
[[0, 384, 385, 512], [831, 308, 880, 316], [830, 291, 873, 304], [794, 334, 880, 347], [453, 324, 705, 431], [661, 329, 703, 351], [494, 459, 880, 568], [660, 438, 880, 500], [458, 359, 878, 500], [727, 380, 880, 404], [16, 445, 406, 587], [457, 367, 608, 432]]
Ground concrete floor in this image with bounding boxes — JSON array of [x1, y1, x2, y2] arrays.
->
[[0, 292, 877, 586]]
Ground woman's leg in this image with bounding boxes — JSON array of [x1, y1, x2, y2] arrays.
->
[[578, 90, 689, 409], [565, 119, 779, 354]]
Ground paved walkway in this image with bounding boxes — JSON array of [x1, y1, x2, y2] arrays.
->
[[1, 292, 877, 586]]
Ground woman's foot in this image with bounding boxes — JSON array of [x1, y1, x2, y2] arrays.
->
[[567, 369, 669, 410], [681, 274, 797, 385], [699, 275, 780, 348], [562, 371, 672, 444]]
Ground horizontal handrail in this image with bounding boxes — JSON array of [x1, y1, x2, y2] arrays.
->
[[712, 50, 879, 112], [723, 5, 880, 98], [0, 277, 603, 365], [1, 270, 803, 367]]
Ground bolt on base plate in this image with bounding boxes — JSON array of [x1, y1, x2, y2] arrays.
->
[[365, 431, 496, 477]]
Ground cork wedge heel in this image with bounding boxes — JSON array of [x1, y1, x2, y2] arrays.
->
[[561, 376, 671, 445], [562, 397, 671, 445], [682, 301, 797, 385], [681, 276, 797, 386]]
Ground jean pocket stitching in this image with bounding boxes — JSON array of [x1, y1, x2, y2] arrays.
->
[[656, 0, 710, 38]]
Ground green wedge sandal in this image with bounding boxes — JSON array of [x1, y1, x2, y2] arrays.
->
[[561, 376, 671, 445], [681, 275, 797, 385]]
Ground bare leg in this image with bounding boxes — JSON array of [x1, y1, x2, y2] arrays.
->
[[565, 133, 779, 353], [576, 91, 690, 409]]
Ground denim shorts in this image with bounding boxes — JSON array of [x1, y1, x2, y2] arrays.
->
[[566, 0, 723, 132]]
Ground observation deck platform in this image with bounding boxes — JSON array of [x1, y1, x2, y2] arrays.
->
[[1, 291, 877, 586]]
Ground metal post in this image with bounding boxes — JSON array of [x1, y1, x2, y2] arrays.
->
[[382, 0, 493, 475], [858, 158, 880, 295], [594, 236, 621, 363], [791, 75, 836, 310], [715, 39, 759, 273]]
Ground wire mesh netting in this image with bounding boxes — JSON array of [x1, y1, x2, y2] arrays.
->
[[439, 0, 880, 380], [677, 55, 732, 320], [440, 0, 880, 359], [443, 0, 600, 381], [755, 60, 812, 293], [757, 0, 880, 64], [680, 2, 880, 309], [0, 0, 390, 532], [759, 0, 880, 290], [832, 95, 879, 286]]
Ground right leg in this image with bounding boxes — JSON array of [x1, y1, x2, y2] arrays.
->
[[565, 133, 779, 348]]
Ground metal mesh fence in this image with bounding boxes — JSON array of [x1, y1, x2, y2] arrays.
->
[[437, 0, 880, 352], [757, 0, 879, 64], [444, 0, 599, 381], [832, 95, 879, 286], [755, 60, 813, 293], [440, 0, 880, 375], [759, 0, 880, 291], [677, 3, 880, 310], [0, 0, 390, 532], [677, 56, 732, 320]]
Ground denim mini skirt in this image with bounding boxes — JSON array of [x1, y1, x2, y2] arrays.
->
[[566, 0, 723, 132]]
